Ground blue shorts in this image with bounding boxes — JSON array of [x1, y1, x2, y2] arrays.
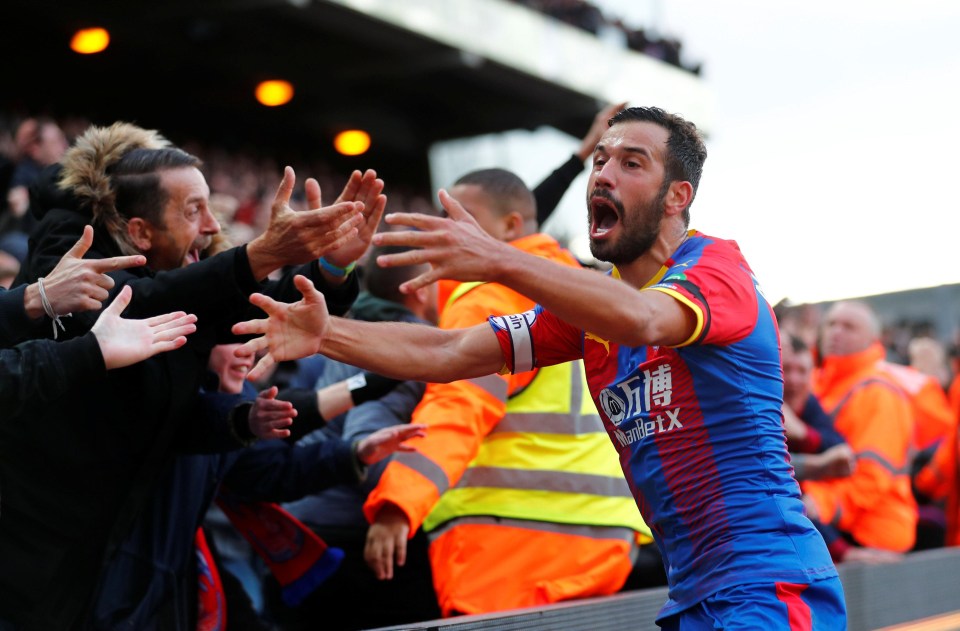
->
[[658, 577, 847, 630]]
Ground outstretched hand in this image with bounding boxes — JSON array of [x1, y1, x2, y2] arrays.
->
[[232, 275, 329, 382], [247, 386, 297, 440], [355, 423, 427, 465], [91, 285, 197, 370], [246, 166, 365, 280], [371, 189, 511, 294], [27, 224, 147, 318], [322, 169, 388, 269]]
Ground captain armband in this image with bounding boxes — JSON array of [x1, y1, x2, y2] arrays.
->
[[490, 311, 536, 374]]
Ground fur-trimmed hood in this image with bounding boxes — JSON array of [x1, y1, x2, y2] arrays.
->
[[57, 122, 169, 254]]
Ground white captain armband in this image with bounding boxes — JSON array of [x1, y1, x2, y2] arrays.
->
[[491, 310, 537, 374]]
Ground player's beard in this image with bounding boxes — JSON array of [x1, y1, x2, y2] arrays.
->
[[588, 184, 667, 266]]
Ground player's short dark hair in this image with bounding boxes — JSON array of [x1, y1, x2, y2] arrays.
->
[[609, 107, 707, 221]]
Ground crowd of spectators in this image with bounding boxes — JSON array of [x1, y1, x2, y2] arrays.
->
[[0, 113, 436, 289], [3, 107, 960, 629], [508, 0, 702, 75]]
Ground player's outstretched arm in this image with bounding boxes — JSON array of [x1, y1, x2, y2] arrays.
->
[[375, 190, 694, 348], [232, 274, 502, 383]]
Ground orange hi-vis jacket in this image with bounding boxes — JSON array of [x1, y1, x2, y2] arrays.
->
[[915, 418, 960, 546], [805, 342, 917, 552], [879, 361, 954, 451], [948, 373, 960, 425], [364, 233, 650, 617]]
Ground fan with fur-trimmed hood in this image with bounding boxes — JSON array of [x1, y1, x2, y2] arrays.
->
[[58, 122, 170, 256]]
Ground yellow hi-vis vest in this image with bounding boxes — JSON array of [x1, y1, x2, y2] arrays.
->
[[423, 284, 651, 540]]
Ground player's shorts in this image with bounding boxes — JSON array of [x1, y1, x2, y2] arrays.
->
[[658, 577, 846, 630]]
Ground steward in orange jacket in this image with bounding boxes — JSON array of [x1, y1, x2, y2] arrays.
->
[[914, 420, 960, 546], [806, 303, 916, 554], [363, 170, 650, 617], [880, 361, 954, 451]]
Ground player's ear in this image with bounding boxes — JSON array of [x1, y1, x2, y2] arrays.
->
[[664, 181, 693, 218]]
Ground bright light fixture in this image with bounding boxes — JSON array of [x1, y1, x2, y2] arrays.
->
[[70, 27, 110, 54], [334, 130, 371, 156], [255, 80, 294, 107]]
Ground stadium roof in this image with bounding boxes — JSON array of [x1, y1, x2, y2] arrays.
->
[[5, 0, 710, 185]]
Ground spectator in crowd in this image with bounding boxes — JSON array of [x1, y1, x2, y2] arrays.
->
[[804, 300, 917, 561], [235, 107, 846, 628], [87, 334, 425, 630], [2, 117, 67, 237], [914, 414, 960, 547], [898, 335, 957, 549], [0, 121, 380, 629], [362, 168, 650, 618], [949, 344, 960, 419], [1, 225, 196, 404], [881, 347, 954, 454], [780, 332, 856, 481], [1, 224, 144, 345], [271, 244, 441, 631], [909, 336, 952, 391]]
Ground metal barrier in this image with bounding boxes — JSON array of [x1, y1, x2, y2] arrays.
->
[[369, 547, 960, 631]]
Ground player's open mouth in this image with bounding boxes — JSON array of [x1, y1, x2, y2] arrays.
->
[[590, 195, 621, 238]]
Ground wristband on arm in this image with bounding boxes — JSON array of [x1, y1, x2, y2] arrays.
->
[[319, 257, 356, 278]]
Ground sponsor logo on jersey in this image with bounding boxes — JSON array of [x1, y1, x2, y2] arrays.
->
[[598, 363, 684, 446], [585, 331, 610, 354]]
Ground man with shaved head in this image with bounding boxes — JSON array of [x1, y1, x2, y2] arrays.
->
[[804, 301, 917, 562]]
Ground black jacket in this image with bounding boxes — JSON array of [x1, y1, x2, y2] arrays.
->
[[0, 165, 359, 630]]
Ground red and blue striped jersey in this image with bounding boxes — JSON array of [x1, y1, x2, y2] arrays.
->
[[489, 231, 837, 617]]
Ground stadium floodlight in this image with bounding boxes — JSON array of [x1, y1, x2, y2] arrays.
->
[[334, 130, 371, 156], [255, 80, 295, 107], [70, 27, 110, 54]]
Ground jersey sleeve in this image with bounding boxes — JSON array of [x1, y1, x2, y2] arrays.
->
[[488, 305, 583, 374], [646, 244, 759, 347]]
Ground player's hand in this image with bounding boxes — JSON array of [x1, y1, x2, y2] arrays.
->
[[232, 275, 330, 382], [372, 189, 513, 293]]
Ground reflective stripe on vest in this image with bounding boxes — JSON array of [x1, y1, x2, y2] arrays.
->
[[423, 358, 649, 537], [427, 515, 641, 552]]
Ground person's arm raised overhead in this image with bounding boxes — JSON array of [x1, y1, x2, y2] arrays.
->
[[232, 275, 502, 384], [244, 166, 365, 281]]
